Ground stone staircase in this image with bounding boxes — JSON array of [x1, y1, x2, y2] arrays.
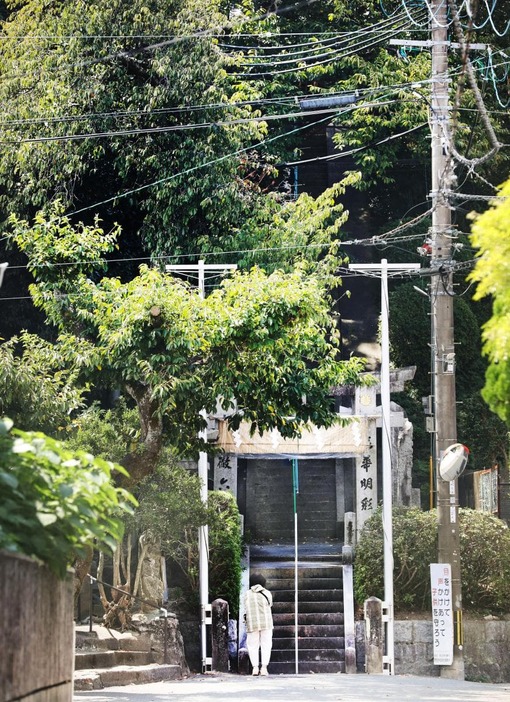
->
[[74, 624, 183, 690], [250, 544, 346, 674]]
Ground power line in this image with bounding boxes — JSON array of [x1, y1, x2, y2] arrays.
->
[[1, 103, 377, 145], [283, 120, 429, 167], [0, 78, 439, 128], [0, 204, 435, 275], [67, 109, 345, 216], [221, 9, 425, 56], [234, 17, 429, 77]]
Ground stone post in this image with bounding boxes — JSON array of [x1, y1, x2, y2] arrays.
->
[[211, 598, 230, 672], [364, 596, 384, 674]]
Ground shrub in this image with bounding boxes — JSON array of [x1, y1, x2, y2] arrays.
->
[[0, 417, 136, 578], [354, 507, 437, 611], [459, 508, 510, 611], [354, 506, 510, 613], [208, 491, 243, 619]]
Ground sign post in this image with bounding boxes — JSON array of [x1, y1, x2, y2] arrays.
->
[[430, 563, 454, 666]]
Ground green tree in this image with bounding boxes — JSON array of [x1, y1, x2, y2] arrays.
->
[[0, 0, 256, 250], [0, 331, 87, 434], [6, 204, 368, 482], [132, 467, 243, 615], [0, 0, 358, 269], [208, 490, 243, 618], [389, 281, 507, 478]]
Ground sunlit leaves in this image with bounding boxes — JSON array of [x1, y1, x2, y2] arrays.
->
[[469, 178, 510, 424], [7, 205, 367, 458], [0, 420, 136, 578]]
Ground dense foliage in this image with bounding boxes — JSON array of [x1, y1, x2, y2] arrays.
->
[[469, 178, 510, 426], [131, 465, 243, 616], [354, 507, 510, 613], [0, 332, 87, 434], [0, 417, 136, 578], [208, 490, 243, 618], [389, 281, 508, 485], [5, 205, 367, 481]]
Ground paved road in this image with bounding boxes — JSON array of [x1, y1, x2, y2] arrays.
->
[[74, 672, 510, 702]]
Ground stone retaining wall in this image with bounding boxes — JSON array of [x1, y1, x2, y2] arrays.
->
[[356, 618, 510, 682]]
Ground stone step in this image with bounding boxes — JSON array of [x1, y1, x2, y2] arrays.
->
[[273, 612, 343, 627], [74, 664, 181, 691], [268, 660, 345, 675], [273, 636, 345, 650], [270, 647, 344, 663], [250, 543, 342, 558], [273, 624, 344, 638], [75, 629, 151, 652], [249, 548, 348, 676], [75, 650, 153, 670], [273, 589, 343, 603], [273, 600, 342, 614], [253, 530, 338, 540], [254, 565, 343, 580], [268, 577, 342, 590]]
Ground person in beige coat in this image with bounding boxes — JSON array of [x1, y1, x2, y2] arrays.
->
[[244, 573, 273, 676]]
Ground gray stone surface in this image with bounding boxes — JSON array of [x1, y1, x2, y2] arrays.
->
[[74, 671, 510, 702]]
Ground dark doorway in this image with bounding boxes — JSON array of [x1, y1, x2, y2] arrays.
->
[[244, 459, 338, 543]]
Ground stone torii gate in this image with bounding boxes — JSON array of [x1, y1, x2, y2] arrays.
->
[[211, 365, 419, 545]]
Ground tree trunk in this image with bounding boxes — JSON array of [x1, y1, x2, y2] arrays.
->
[[73, 546, 93, 611], [122, 382, 163, 485]]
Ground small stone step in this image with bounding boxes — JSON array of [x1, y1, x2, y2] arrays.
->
[[273, 601, 342, 614], [273, 636, 345, 650], [273, 623, 344, 638], [268, 577, 342, 590], [269, 660, 345, 674], [75, 628, 151, 652], [75, 650, 153, 670], [273, 612, 344, 626], [255, 565, 343, 579], [271, 647, 344, 663], [74, 664, 181, 690], [273, 589, 343, 603]]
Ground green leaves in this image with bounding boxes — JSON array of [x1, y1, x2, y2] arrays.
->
[[0, 332, 88, 435], [0, 419, 136, 578], [469, 178, 510, 425], [131, 464, 243, 615], [6, 205, 367, 462]]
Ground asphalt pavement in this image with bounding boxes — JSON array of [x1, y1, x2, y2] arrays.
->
[[74, 671, 510, 702]]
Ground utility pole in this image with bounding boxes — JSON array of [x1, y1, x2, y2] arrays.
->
[[165, 260, 236, 673], [429, 0, 464, 679]]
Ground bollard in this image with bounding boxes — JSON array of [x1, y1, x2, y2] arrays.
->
[[364, 596, 384, 674], [211, 598, 230, 672]]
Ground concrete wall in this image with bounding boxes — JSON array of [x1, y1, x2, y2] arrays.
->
[[356, 618, 510, 682], [0, 551, 74, 702]]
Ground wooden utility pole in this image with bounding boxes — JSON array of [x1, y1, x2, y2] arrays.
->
[[429, 0, 464, 679]]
